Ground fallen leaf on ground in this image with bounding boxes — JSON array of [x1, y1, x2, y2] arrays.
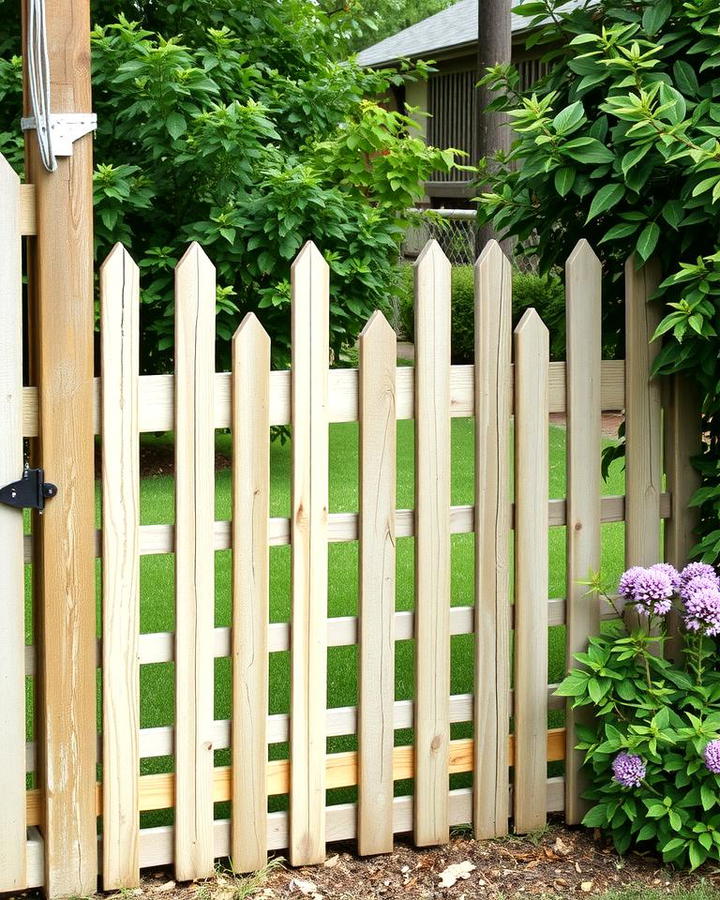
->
[[289, 878, 317, 895], [581, 881, 594, 893], [323, 855, 339, 868], [156, 882, 176, 893], [438, 861, 476, 888], [553, 837, 572, 857]]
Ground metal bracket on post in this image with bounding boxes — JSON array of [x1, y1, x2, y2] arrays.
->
[[0, 468, 57, 512], [20, 113, 97, 157]]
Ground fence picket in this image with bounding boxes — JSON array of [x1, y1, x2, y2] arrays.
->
[[231, 314, 271, 872], [174, 244, 216, 880], [413, 241, 451, 846], [357, 311, 396, 856], [101, 244, 141, 888], [0, 155, 26, 892], [290, 242, 329, 866], [564, 241, 601, 824], [513, 309, 549, 834], [625, 257, 662, 573], [472, 240, 511, 839]]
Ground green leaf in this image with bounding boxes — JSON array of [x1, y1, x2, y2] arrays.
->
[[701, 783, 716, 811], [553, 101, 585, 135], [636, 221, 661, 262], [586, 183, 625, 222], [165, 112, 187, 140], [554, 166, 576, 197], [674, 60, 700, 96], [642, 0, 672, 34], [581, 804, 608, 828], [562, 137, 615, 165]]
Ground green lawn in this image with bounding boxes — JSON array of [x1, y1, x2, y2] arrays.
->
[[128, 419, 626, 823]]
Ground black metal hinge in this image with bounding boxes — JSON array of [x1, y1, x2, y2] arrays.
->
[[0, 468, 58, 512]]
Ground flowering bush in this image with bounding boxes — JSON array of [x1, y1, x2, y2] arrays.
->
[[557, 562, 720, 869]]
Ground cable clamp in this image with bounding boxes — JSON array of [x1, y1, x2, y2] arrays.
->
[[21, 113, 97, 157]]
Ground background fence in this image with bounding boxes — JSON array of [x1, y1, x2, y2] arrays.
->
[[0, 154, 701, 893]]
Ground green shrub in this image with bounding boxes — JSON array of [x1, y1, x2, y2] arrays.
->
[[394, 263, 566, 362]]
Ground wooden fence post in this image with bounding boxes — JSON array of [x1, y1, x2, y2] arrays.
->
[[625, 258, 663, 574], [290, 242, 329, 866], [413, 241, 451, 847], [231, 313, 271, 872], [564, 241, 602, 823], [22, 0, 98, 888], [0, 155, 27, 893], [473, 240, 511, 839], [513, 309, 549, 835], [357, 311, 397, 856], [101, 245, 141, 888], [174, 244, 216, 880]]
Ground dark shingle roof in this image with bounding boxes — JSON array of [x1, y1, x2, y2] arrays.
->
[[357, 0, 590, 67]]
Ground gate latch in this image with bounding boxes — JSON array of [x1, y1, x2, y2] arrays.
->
[[0, 468, 58, 512]]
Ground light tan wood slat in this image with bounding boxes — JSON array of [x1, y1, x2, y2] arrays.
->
[[19, 183, 35, 236], [513, 309, 549, 834], [101, 245, 141, 888], [473, 240, 512, 839], [290, 242, 329, 866], [0, 154, 26, 892], [133, 781, 565, 869], [358, 312, 396, 855], [414, 241, 451, 847], [20, 360, 627, 438], [564, 241, 602, 824], [663, 375, 702, 660], [174, 244, 216, 880], [231, 315, 271, 872], [625, 256, 663, 570]]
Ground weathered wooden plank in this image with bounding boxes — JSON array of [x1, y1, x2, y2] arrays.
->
[[101, 244, 141, 888], [231, 314, 271, 872], [0, 154, 26, 892], [513, 309, 549, 834], [625, 256, 663, 569], [19, 183, 35, 236], [473, 240, 511, 839], [564, 240, 602, 824], [357, 311, 397, 855], [413, 241, 451, 847], [290, 242, 329, 866], [174, 244, 216, 880]]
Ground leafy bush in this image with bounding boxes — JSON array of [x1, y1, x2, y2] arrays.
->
[[0, 1, 455, 372], [396, 264, 565, 361], [558, 562, 720, 870], [476, 0, 720, 558]]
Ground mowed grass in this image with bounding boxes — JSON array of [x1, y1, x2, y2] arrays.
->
[[130, 418, 625, 822]]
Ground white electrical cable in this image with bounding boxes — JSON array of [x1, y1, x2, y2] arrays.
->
[[26, 0, 57, 172]]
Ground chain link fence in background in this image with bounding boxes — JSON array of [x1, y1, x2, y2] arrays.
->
[[402, 208, 539, 272]]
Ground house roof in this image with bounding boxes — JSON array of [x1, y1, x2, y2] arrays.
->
[[356, 0, 590, 67]]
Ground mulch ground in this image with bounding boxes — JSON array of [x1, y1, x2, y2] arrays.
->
[[86, 823, 720, 900]]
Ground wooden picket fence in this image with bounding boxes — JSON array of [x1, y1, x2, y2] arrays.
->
[[0, 153, 701, 893]]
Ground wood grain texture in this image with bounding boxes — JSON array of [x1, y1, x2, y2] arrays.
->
[[23, 0, 98, 887], [290, 242, 329, 866], [20, 360, 629, 438], [174, 244, 216, 880], [101, 244, 141, 888], [231, 314, 271, 872], [0, 154, 27, 892], [473, 240, 511, 839], [413, 241, 451, 847], [513, 309, 549, 835], [625, 257, 663, 569], [564, 241, 601, 824], [19, 183, 35, 236], [357, 311, 396, 855]]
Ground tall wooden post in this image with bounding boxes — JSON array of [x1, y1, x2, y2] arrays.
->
[[22, 0, 98, 894]]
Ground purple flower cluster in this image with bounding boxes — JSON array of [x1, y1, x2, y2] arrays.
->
[[678, 564, 720, 636], [612, 752, 646, 788], [616, 562, 720, 633], [705, 740, 720, 774], [618, 565, 675, 617]]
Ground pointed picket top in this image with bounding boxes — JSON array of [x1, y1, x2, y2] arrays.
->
[[414, 238, 450, 271], [176, 240, 216, 280], [514, 306, 549, 338], [232, 311, 271, 350], [567, 238, 600, 270], [291, 240, 329, 278], [0, 151, 20, 186], [475, 238, 509, 269], [100, 242, 139, 280], [359, 308, 395, 343]]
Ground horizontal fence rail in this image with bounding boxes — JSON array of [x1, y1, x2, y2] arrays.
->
[[2, 184, 686, 891]]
